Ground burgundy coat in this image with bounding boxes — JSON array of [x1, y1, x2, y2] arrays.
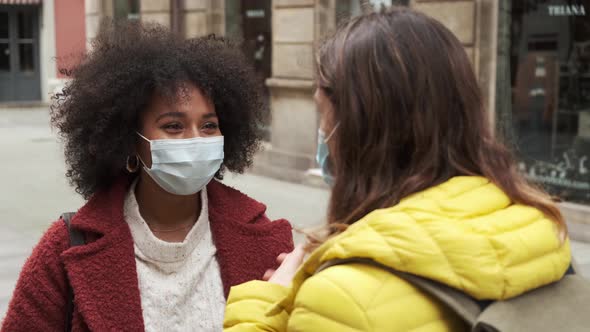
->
[[1, 179, 294, 331]]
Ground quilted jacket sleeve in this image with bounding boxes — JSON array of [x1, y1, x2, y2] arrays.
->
[[224, 280, 291, 331], [224, 263, 465, 332], [292, 263, 466, 331]]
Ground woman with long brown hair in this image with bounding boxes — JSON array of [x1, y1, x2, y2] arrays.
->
[[223, 7, 572, 332]]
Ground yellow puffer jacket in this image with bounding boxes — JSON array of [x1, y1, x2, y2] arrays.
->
[[224, 176, 571, 332]]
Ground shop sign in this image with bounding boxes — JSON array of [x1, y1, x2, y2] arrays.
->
[[548, 5, 586, 16], [246, 9, 265, 18]]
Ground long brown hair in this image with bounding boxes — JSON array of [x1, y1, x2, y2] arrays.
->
[[312, 7, 565, 244]]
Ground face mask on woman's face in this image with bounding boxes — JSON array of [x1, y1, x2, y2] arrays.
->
[[137, 132, 224, 195], [316, 123, 339, 186]]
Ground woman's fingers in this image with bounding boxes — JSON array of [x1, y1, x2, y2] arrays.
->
[[262, 269, 276, 281], [276, 244, 305, 265], [284, 245, 306, 267], [267, 245, 307, 287], [276, 253, 288, 264]]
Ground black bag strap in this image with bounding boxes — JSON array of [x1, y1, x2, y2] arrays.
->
[[61, 212, 84, 332]]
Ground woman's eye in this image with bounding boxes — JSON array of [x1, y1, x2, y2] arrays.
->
[[163, 123, 183, 130], [203, 122, 219, 130]]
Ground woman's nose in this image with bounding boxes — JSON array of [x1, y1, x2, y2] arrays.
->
[[184, 125, 201, 139]]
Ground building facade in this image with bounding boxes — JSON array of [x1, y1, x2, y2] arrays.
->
[[0, 0, 86, 103]]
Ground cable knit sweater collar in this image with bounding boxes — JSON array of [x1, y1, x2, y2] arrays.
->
[[123, 181, 225, 331], [124, 180, 210, 264]]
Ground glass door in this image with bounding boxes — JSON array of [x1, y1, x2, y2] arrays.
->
[[0, 6, 40, 102]]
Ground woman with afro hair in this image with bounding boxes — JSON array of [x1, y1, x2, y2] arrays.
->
[[2, 21, 293, 331]]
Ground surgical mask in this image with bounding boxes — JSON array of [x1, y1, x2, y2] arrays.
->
[[316, 123, 339, 186], [137, 133, 224, 195]]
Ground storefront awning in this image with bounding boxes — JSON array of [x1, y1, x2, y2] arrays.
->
[[0, 0, 42, 4]]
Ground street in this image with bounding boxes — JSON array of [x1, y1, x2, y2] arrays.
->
[[0, 108, 589, 321]]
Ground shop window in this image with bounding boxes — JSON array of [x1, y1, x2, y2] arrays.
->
[[225, 0, 272, 141], [0, 12, 8, 39], [0, 12, 8, 72], [18, 43, 34, 73], [114, 0, 140, 21], [0, 43, 9, 72], [510, 0, 590, 204]]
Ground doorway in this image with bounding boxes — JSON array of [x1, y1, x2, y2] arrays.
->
[[0, 5, 41, 102]]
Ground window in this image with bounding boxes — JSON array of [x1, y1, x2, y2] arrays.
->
[[114, 0, 140, 21], [0, 12, 8, 72], [510, 0, 590, 204]]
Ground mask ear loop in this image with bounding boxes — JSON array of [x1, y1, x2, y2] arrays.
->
[[324, 123, 340, 143], [135, 132, 151, 170], [136, 132, 151, 143]]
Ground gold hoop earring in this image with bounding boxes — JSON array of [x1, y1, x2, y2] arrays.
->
[[126, 155, 140, 173]]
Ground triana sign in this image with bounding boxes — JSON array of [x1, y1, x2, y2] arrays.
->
[[548, 5, 586, 16]]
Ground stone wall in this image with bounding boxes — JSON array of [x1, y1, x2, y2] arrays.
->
[[251, 0, 336, 182], [141, 0, 171, 28], [411, 0, 498, 123], [85, 0, 113, 46], [184, 0, 225, 38], [412, 1, 477, 62]]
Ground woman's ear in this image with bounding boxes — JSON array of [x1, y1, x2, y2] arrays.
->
[[316, 88, 336, 132]]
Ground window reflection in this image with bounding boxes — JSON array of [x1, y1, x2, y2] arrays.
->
[[511, 0, 590, 204], [0, 43, 9, 71], [114, 0, 140, 21], [19, 43, 34, 73], [18, 12, 34, 39], [0, 13, 8, 39]]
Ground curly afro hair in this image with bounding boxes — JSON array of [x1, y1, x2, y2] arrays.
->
[[51, 21, 267, 199]]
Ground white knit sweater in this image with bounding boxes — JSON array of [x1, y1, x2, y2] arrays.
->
[[124, 181, 225, 331]]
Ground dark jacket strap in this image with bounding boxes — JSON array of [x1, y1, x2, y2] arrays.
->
[[61, 212, 84, 332]]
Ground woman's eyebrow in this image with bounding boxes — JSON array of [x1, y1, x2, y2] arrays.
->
[[156, 112, 186, 121], [202, 113, 218, 120]]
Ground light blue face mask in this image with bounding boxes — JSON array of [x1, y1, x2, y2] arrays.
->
[[137, 132, 224, 195], [316, 124, 339, 186]]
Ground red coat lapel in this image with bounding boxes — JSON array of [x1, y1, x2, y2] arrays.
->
[[61, 178, 144, 331], [207, 180, 294, 296]]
